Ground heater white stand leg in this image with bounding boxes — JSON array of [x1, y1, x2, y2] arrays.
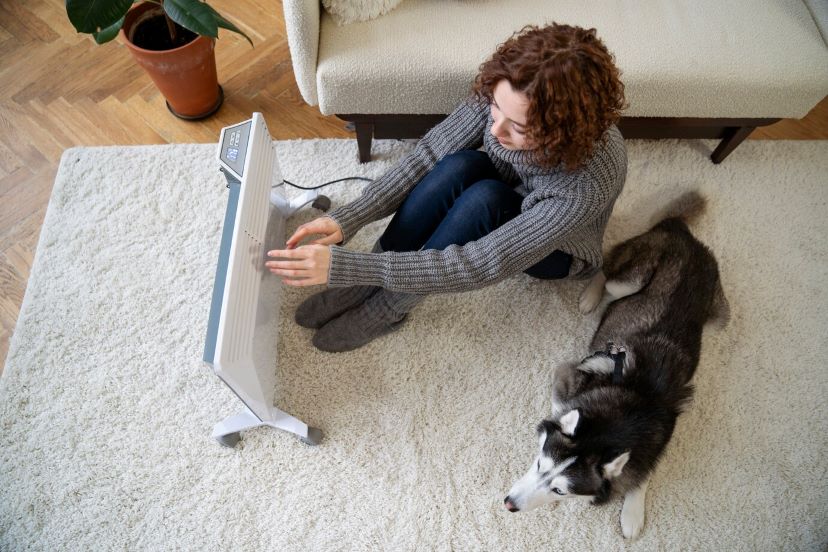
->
[[270, 188, 330, 217], [212, 408, 324, 448]]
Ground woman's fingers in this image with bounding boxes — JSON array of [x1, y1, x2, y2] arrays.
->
[[310, 235, 341, 245], [266, 249, 308, 273], [265, 259, 306, 270], [266, 244, 330, 286], [270, 268, 305, 277], [286, 226, 313, 248], [286, 220, 337, 248], [267, 248, 300, 259], [281, 276, 321, 287]]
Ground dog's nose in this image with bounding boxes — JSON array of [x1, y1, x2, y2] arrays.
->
[[504, 496, 519, 512]]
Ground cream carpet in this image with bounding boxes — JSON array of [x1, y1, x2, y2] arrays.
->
[[1, 137, 826, 551]]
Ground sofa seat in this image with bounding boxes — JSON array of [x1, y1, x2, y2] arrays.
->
[[284, 0, 828, 162]]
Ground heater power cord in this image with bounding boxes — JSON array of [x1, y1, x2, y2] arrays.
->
[[275, 176, 373, 190], [272, 176, 374, 212]]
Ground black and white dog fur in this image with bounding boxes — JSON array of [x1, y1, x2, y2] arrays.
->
[[504, 192, 729, 539]]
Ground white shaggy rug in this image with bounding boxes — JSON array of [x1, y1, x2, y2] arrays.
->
[[1, 137, 827, 551]]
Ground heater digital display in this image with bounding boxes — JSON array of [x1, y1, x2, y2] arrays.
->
[[219, 121, 251, 177]]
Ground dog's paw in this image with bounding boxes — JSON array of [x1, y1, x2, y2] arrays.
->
[[578, 272, 606, 314], [578, 294, 598, 314], [578, 286, 602, 314], [620, 493, 646, 539]]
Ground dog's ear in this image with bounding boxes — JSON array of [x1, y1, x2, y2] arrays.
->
[[536, 420, 555, 448], [536, 422, 546, 449], [558, 409, 580, 437], [602, 451, 630, 479]]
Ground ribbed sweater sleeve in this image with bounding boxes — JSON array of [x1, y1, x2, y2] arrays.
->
[[325, 96, 489, 243], [327, 159, 619, 294]]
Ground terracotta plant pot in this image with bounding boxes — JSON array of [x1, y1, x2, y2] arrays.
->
[[120, 2, 223, 120]]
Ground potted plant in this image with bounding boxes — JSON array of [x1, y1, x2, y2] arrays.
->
[[66, 0, 252, 120]]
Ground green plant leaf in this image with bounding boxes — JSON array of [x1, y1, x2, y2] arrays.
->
[[92, 15, 125, 44], [206, 5, 253, 47], [66, 0, 132, 34], [163, 0, 218, 38]]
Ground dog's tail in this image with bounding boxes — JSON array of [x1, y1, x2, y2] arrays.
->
[[650, 191, 707, 227]]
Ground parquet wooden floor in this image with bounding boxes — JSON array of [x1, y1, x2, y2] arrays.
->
[[1, 0, 826, 373]]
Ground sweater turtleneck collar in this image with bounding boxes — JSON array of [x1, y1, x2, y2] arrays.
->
[[483, 112, 566, 176]]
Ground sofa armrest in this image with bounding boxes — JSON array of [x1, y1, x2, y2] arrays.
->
[[282, 0, 320, 106], [804, 0, 828, 47]]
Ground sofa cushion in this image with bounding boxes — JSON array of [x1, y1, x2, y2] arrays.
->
[[315, 0, 828, 118], [322, 0, 405, 26]]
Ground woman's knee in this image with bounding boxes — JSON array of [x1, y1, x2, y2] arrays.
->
[[422, 179, 522, 249], [428, 150, 495, 184], [437, 149, 491, 170], [456, 179, 518, 213], [408, 150, 497, 206]]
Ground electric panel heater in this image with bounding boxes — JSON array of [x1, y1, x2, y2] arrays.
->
[[203, 113, 325, 447]]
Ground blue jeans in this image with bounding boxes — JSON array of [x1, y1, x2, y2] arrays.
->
[[378, 149, 572, 279]]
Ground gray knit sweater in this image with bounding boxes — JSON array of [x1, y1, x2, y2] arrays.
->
[[325, 95, 627, 294]]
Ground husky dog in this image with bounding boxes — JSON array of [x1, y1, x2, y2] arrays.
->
[[504, 192, 729, 539]]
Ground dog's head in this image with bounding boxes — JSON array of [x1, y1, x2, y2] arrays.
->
[[504, 409, 630, 512]]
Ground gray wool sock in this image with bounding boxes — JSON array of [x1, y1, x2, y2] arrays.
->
[[294, 240, 384, 329], [295, 285, 380, 329], [312, 289, 423, 353]]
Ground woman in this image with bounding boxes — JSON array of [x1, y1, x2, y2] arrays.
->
[[266, 23, 628, 352]]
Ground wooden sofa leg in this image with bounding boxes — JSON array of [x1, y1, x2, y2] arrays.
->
[[354, 122, 374, 163], [711, 126, 755, 164]]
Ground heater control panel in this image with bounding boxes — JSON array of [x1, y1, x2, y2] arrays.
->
[[219, 120, 252, 178]]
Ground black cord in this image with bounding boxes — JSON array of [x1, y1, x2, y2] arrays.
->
[[276, 176, 373, 190]]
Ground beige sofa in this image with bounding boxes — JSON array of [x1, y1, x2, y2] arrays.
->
[[283, 0, 828, 163]]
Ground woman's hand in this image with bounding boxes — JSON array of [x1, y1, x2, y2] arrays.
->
[[266, 245, 331, 286], [286, 216, 343, 249]]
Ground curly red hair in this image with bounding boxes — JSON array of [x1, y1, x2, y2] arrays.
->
[[473, 23, 626, 171]]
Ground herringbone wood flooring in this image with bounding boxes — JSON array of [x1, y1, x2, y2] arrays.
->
[[1, 0, 826, 373]]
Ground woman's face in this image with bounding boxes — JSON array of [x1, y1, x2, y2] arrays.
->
[[490, 79, 532, 150]]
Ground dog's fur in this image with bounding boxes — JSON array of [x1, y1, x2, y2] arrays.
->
[[504, 192, 729, 539]]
